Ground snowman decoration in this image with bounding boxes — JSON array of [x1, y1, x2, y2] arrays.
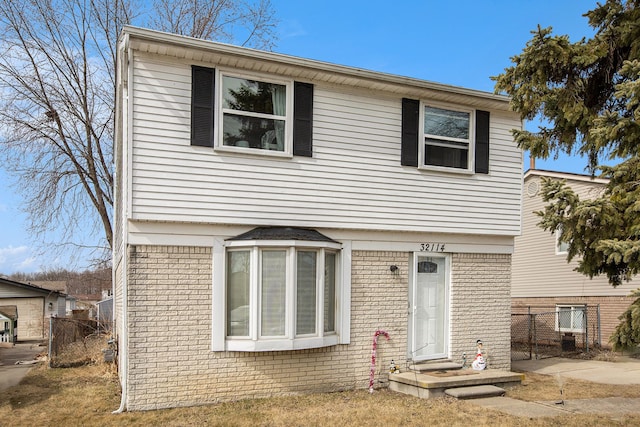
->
[[472, 339, 487, 371]]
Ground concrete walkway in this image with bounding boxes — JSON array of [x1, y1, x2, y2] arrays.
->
[[0, 341, 46, 392], [469, 356, 640, 418], [512, 356, 640, 385]]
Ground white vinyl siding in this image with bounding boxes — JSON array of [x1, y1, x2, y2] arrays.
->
[[512, 173, 633, 297], [129, 52, 521, 237]]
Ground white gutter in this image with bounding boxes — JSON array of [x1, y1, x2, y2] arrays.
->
[[121, 25, 512, 110], [525, 169, 609, 184], [112, 32, 132, 414]]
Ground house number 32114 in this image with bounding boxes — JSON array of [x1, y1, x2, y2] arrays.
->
[[420, 243, 445, 252]]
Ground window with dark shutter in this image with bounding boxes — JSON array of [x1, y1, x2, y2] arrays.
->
[[401, 99, 491, 174], [401, 98, 419, 166], [191, 66, 215, 147], [191, 68, 310, 157], [293, 82, 313, 157], [474, 110, 490, 174]]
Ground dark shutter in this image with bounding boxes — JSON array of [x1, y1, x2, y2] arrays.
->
[[475, 110, 490, 174], [401, 98, 419, 166], [191, 66, 215, 147], [293, 81, 313, 157]]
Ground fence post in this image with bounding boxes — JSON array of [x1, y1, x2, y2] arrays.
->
[[597, 304, 601, 348], [533, 313, 538, 360], [526, 306, 531, 360], [48, 317, 53, 368], [585, 306, 589, 353]]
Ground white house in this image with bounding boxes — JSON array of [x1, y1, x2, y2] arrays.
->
[[113, 26, 523, 411], [0, 305, 18, 345], [512, 169, 636, 348]]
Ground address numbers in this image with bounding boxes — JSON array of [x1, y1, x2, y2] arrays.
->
[[420, 243, 446, 252]]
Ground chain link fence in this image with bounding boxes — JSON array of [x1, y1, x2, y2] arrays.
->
[[48, 316, 112, 368], [511, 305, 601, 361]]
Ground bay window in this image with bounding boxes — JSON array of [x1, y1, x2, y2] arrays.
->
[[213, 229, 349, 352]]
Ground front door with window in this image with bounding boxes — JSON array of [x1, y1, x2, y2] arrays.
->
[[409, 254, 449, 361]]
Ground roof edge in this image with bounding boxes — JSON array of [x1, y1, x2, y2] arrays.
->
[[121, 25, 512, 109], [525, 168, 609, 184]]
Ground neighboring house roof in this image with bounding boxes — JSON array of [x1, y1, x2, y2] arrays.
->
[[31, 281, 67, 293], [0, 277, 66, 298], [0, 305, 18, 320], [525, 168, 609, 184]]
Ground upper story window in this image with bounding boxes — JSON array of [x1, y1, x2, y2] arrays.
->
[[555, 226, 570, 255], [219, 73, 291, 154], [401, 98, 490, 174], [556, 236, 570, 255], [212, 227, 351, 352], [423, 105, 472, 170], [190, 66, 314, 157]]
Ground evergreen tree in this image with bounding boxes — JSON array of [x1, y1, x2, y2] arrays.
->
[[494, 0, 640, 350]]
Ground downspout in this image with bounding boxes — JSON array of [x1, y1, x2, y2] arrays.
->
[[113, 32, 132, 414]]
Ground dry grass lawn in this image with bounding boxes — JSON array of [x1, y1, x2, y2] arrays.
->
[[2, 361, 640, 426]]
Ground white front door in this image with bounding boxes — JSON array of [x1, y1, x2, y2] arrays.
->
[[409, 254, 449, 361]]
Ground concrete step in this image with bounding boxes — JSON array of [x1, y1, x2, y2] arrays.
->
[[445, 385, 506, 399], [409, 361, 463, 372], [389, 369, 523, 400]]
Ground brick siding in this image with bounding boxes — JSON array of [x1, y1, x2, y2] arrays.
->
[[450, 253, 512, 370], [512, 296, 637, 348], [123, 245, 512, 410]]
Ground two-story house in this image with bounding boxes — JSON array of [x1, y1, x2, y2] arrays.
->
[[113, 26, 523, 411], [512, 169, 636, 349]]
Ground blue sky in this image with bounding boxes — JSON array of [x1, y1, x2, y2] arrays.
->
[[0, 1, 601, 274]]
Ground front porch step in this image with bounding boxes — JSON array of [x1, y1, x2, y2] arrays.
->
[[445, 385, 506, 399], [389, 369, 523, 400], [409, 361, 463, 373]]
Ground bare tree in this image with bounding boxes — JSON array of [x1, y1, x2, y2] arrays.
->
[[149, 0, 278, 49], [0, 0, 278, 268]]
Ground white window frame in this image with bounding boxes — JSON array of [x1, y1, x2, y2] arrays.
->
[[215, 69, 294, 158], [555, 305, 585, 333], [419, 102, 475, 174], [555, 227, 570, 255], [212, 238, 351, 352]]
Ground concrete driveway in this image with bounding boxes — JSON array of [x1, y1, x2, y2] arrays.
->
[[471, 356, 640, 418], [512, 356, 640, 385], [0, 341, 46, 392]]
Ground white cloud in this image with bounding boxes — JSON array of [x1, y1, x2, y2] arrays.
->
[[16, 256, 38, 270], [0, 245, 29, 260], [0, 245, 40, 274], [280, 19, 307, 39]]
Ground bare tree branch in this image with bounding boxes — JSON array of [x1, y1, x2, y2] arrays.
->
[[149, 0, 278, 49], [0, 0, 278, 270]]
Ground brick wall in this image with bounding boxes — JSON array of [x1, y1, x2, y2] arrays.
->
[[450, 253, 512, 370], [123, 246, 512, 410], [512, 296, 637, 348], [125, 247, 409, 410]]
